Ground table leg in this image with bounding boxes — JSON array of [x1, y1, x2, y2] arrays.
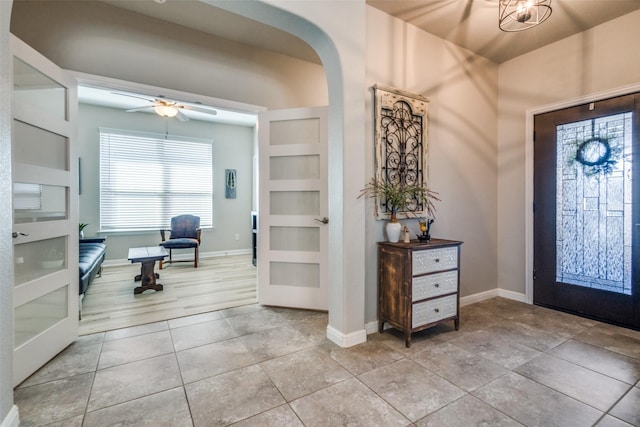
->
[[134, 260, 164, 294], [135, 271, 160, 281]]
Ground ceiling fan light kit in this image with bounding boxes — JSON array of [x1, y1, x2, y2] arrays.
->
[[499, 0, 552, 32], [154, 105, 179, 118], [116, 92, 218, 121]]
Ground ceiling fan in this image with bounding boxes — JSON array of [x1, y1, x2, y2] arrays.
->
[[113, 92, 218, 121]]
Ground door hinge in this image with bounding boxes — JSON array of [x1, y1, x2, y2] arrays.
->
[[533, 269, 537, 280]]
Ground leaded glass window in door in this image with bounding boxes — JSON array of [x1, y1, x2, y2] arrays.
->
[[556, 112, 632, 295]]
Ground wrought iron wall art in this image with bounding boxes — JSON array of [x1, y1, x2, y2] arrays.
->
[[373, 84, 429, 220]]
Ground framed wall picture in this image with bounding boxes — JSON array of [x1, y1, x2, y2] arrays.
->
[[373, 84, 430, 220], [225, 169, 237, 199]]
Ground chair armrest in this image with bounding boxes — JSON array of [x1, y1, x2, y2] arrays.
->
[[196, 228, 202, 244]]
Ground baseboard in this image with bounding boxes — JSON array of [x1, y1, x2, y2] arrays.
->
[[0, 406, 19, 427], [103, 249, 252, 267], [326, 324, 367, 348], [460, 288, 499, 306], [497, 288, 527, 303]]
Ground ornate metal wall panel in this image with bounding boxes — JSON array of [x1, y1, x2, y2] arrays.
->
[[373, 84, 429, 219]]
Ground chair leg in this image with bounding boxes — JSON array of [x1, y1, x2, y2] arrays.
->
[[194, 247, 198, 268]]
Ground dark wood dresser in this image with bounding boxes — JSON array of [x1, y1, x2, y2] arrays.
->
[[378, 239, 463, 347]]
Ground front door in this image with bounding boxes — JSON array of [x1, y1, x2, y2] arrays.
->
[[11, 36, 78, 386], [533, 93, 640, 328], [258, 106, 328, 310]]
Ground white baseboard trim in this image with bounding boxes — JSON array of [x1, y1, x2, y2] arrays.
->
[[103, 249, 252, 268], [1, 405, 19, 427], [497, 288, 527, 303], [326, 325, 367, 348], [365, 321, 379, 335], [460, 289, 499, 306]]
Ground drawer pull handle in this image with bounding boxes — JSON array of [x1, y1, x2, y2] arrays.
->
[[434, 258, 440, 263], [434, 283, 440, 288], [434, 308, 440, 313]]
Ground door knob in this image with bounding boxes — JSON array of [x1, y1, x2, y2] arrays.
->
[[12, 232, 29, 238], [314, 217, 329, 224]]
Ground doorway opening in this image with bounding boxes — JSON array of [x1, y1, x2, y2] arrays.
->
[[76, 80, 261, 334]]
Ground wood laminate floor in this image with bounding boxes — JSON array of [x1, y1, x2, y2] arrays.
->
[[79, 254, 257, 335]]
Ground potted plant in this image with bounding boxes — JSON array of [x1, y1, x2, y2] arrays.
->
[[359, 177, 440, 242], [79, 222, 89, 239]]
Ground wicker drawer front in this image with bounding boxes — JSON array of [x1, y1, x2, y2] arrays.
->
[[412, 294, 457, 328], [412, 270, 458, 302], [412, 247, 458, 275]]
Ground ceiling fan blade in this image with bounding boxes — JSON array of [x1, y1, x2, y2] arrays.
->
[[179, 104, 218, 115], [112, 92, 155, 102], [175, 109, 190, 122], [126, 106, 155, 113]]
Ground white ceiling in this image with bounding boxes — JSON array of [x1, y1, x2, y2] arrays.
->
[[99, 0, 640, 65], [367, 0, 640, 63]]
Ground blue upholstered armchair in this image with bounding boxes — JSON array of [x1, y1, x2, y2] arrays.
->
[[159, 214, 201, 268]]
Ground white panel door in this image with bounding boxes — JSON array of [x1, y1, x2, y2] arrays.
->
[[258, 106, 328, 310], [11, 36, 78, 386]]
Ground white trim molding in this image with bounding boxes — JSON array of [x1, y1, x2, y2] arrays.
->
[[525, 82, 640, 305], [460, 289, 499, 306], [327, 325, 367, 347], [0, 406, 19, 427]]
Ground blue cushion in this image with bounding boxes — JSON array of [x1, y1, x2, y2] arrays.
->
[[160, 238, 199, 249]]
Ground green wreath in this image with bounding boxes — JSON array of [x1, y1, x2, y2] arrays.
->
[[571, 137, 621, 176]]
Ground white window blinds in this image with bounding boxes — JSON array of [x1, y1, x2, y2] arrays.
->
[[99, 128, 213, 232]]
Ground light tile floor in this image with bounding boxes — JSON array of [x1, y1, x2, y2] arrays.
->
[[14, 298, 640, 426]]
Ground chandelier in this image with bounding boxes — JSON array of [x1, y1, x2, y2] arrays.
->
[[499, 0, 552, 32]]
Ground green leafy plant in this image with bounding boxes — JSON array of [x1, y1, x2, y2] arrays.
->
[[79, 222, 89, 232], [358, 177, 440, 219]]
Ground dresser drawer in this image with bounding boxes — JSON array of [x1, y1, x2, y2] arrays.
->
[[412, 247, 458, 275], [412, 270, 458, 302], [412, 294, 457, 328]]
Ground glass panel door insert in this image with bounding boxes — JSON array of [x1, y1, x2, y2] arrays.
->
[[556, 113, 632, 295]]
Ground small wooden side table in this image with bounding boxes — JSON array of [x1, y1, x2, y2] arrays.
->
[[127, 246, 169, 294]]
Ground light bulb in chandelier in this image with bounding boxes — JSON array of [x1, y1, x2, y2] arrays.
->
[[499, 0, 552, 32], [516, 1, 533, 23]]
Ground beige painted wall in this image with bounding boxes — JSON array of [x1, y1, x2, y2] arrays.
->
[[365, 7, 499, 321], [78, 103, 254, 262], [497, 10, 640, 295]]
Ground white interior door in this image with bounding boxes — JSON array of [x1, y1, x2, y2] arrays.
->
[[11, 35, 78, 386], [258, 106, 328, 310]]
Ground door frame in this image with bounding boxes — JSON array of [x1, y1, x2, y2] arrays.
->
[[525, 82, 640, 303]]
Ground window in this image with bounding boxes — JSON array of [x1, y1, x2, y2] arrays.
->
[[99, 128, 213, 232]]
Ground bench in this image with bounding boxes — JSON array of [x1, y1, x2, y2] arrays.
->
[[79, 241, 106, 296]]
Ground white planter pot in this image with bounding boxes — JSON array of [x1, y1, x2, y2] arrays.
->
[[386, 220, 402, 243]]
